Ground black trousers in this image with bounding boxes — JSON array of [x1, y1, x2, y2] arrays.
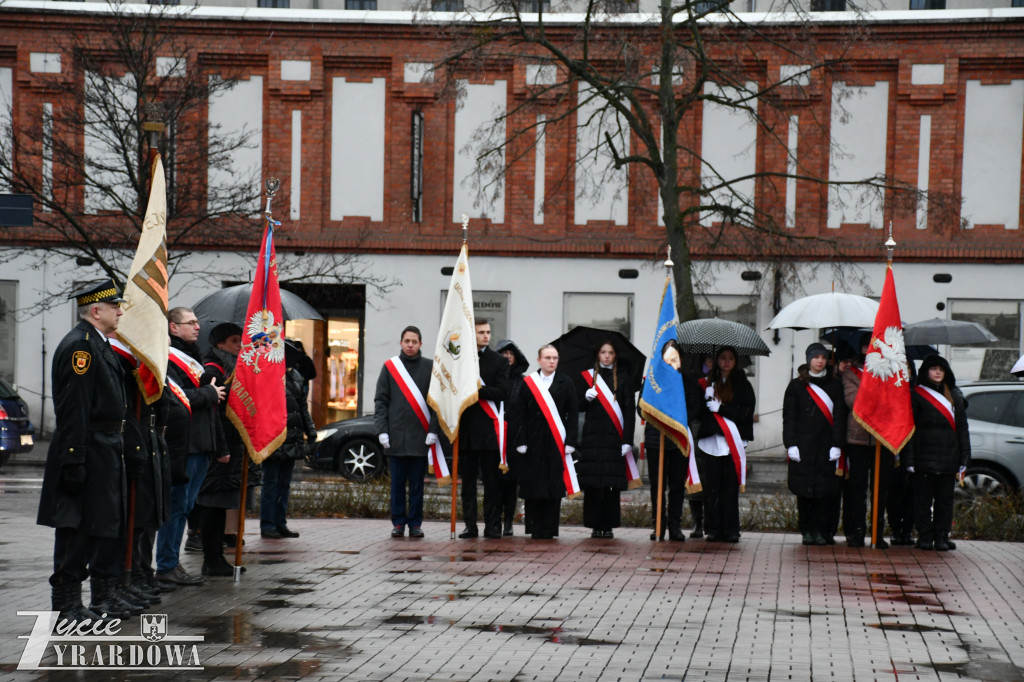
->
[[648, 447, 687, 527], [887, 464, 915, 539], [524, 499, 560, 539], [498, 468, 517, 528], [844, 444, 896, 540], [200, 505, 227, 565], [912, 471, 955, 541], [50, 528, 95, 587], [797, 496, 835, 538], [460, 448, 502, 536], [583, 487, 621, 530], [132, 527, 156, 580], [698, 451, 739, 540]]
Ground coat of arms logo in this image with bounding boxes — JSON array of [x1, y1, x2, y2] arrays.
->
[[239, 309, 285, 374], [141, 614, 168, 642], [442, 330, 462, 360], [864, 326, 910, 387]]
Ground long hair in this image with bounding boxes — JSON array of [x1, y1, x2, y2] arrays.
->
[[593, 342, 618, 393], [707, 347, 738, 404]]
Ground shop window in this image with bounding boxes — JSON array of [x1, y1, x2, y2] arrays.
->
[[948, 300, 1022, 380], [909, 0, 945, 8], [258, 0, 290, 6], [345, 0, 377, 8], [440, 291, 510, 347], [811, 0, 845, 9], [563, 293, 633, 340]]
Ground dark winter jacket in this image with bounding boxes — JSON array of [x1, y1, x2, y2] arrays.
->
[[512, 371, 579, 500], [695, 370, 756, 442], [783, 365, 846, 499], [374, 351, 434, 458], [271, 368, 317, 461], [163, 378, 192, 486], [37, 320, 127, 538], [495, 339, 529, 473], [167, 335, 226, 457], [576, 366, 635, 490], [904, 354, 971, 474], [456, 346, 510, 451]]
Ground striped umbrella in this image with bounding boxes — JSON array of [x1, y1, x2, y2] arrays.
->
[[676, 318, 771, 357]]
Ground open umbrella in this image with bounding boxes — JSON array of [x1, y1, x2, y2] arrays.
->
[[550, 326, 646, 393], [193, 284, 323, 326], [1012, 355, 1024, 378], [676, 318, 771, 357], [768, 292, 879, 331], [903, 318, 999, 346]]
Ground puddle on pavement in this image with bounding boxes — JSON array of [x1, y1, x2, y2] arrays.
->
[[869, 622, 954, 633], [201, 659, 326, 677], [772, 609, 832, 619], [584, 548, 625, 555], [316, 567, 349, 575], [247, 549, 290, 555], [868, 572, 903, 585], [329, 550, 361, 554], [384, 614, 456, 626], [190, 614, 338, 651], [638, 567, 677, 573], [401, 555, 479, 562], [255, 599, 293, 609], [467, 623, 618, 646], [249, 557, 290, 565], [387, 569, 423, 574], [927, 659, 1024, 679], [267, 587, 310, 596]]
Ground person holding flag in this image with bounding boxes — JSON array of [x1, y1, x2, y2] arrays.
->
[[577, 341, 635, 539], [375, 325, 435, 539], [783, 343, 847, 546], [512, 344, 579, 540], [904, 354, 971, 551]]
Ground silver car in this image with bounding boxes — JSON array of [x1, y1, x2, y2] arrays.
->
[[959, 381, 1024, 498]]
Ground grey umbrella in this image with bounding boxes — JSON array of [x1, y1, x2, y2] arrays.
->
[[676, 318, 771, 357], [903, 318, 998, 346], [192, 284, 323, 326]]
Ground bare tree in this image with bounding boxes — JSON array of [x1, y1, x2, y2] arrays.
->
[[428, 0, 919, 320]]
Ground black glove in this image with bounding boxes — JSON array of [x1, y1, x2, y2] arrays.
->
[[58, 463, 87, 495]]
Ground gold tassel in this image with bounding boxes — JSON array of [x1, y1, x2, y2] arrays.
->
[[435, 476, 451, 488], [627, 478, 645, 490], [568, 492, 583, 500], [685, 482, 704, 494], [498, 463, 509, 474]]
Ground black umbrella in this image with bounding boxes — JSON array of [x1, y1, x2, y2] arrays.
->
[[903, 318, 998, 346], [192, 284, 323, 326], [550, 326, 646, 393], [675, 317, 771, 357]]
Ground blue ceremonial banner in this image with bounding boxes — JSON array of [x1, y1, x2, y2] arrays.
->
[[638, 276, 691, 458]]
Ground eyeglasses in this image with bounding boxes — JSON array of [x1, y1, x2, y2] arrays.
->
[[174, 320, 200, 327]]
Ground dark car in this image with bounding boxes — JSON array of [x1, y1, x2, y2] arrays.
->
[[306, 415, 386, 482], [0, 377, 36, 468], [958, 381, 1024, 500]]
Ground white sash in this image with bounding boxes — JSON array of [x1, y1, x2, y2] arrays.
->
[[385, 356, 430, 432]]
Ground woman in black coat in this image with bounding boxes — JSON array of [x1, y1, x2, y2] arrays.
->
[[577, 342, 635, 539], [904, 354, 970, 551], [695, 347, 755, 543], [783, 343, 847, 546], [496, 338, 530, 536]]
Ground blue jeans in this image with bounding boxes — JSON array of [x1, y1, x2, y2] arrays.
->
[[390, 456, 427, 529], [155, 453, 209, 573], [260, 457, 296, 531]]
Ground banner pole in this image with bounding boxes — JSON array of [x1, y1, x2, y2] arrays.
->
[[656, 433, 666, 542], [234, 461, 249, 582], [871, 442, 881, 548], [451, 436, 460, 540]]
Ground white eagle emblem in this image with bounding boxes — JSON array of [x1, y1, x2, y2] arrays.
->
[[864, 326, 910, 387], [238, 309, 285, 373]]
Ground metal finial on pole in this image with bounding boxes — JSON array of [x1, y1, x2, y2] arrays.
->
[[461, 213, 469, 244], [885, 220, 896, 264], [142, 101, 165, 151], [265, 177, 280, 218], [664, 245, 674, 269]]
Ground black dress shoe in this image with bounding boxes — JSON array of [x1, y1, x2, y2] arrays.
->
[[391, 525, 405, 538], [458, 528, 479, 539], [503, 527, 514, 537], [705, 534, 720, 542], [846, 537, 865, 548], [916, 539, 934, 550], [591, 530, 603, 539], [261, 528, 282, 539], [484, 531, 502, 539], [409, 527, 424, 538], [668, 527, 686, 542], [277, 526, 300, 538], [934, 537, 950, 551], [874, 538, 889, 549]]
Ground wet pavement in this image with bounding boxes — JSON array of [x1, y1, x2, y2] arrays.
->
[[2, 465, 1024, 680]]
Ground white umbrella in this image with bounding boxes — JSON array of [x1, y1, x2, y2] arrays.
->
[[1012, 355, 1024, 378], [768, 292, 879, 331]]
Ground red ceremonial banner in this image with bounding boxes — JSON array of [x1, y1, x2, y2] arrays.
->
[[226, 223, 288, 464], [852, 265, 915, 455]]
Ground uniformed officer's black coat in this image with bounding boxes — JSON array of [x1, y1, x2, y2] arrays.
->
[[37, 320, 127, 537], [512, 371, 579, 500]]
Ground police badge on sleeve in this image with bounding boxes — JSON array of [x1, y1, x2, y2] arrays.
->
[[72, 351, 91, 375]]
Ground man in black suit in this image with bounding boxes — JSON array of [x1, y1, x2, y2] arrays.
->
[[456, 319, 510, 539]]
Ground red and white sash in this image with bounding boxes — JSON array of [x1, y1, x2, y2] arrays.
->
[[167, 377, 191, 415], [915, 385, 956, 430], [385, 356, 449, 483], [805, 382, 847, 477], [109, 337, 138, 367], [168, 347, 204, 387], [477, 378, 508, 473], [524, 373, 581, 497], [704, 383, 747, 491], [582, 369, 641, 487]]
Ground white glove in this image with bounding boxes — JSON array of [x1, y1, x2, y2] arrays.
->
[[906, 466, 915, 474], [565, 446, 575, 455], [516, 445, 527, 454], [959, 466, 967, 475], [621, 444, 632, 457], [704, 386, 715, 400], [378, 433, 390, 449], [585, 387, 598, 402], [707, 398, 721, 413], [425, 433, 439, 446], [787, 446, 800, 462], [829, 447, 842, 462]]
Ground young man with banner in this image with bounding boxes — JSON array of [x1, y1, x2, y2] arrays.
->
[[375, 325, 436, 538], [512, 344, 580, 540]]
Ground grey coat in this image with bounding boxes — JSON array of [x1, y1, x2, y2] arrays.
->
[[374, 352, 434, 458]]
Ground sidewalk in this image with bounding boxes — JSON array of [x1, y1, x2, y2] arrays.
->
[[2, 489, 1023, 680]]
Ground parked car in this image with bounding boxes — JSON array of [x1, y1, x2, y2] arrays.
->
[[958, 381, 1024, 500], [0, 377, 36, 469]]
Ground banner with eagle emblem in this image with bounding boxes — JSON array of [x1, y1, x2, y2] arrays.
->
[[853, 264, 915, 454], [226, 221, 287, 464]]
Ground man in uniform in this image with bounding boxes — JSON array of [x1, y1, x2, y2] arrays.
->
[[451, 319, 509, 539], [37, 279, 131, 622], [374, 325, 434, 538]]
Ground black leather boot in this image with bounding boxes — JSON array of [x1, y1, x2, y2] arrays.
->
[[668, 523, 686, 542], [90, 577, 141, 618], [52, 583, 105, 624]]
